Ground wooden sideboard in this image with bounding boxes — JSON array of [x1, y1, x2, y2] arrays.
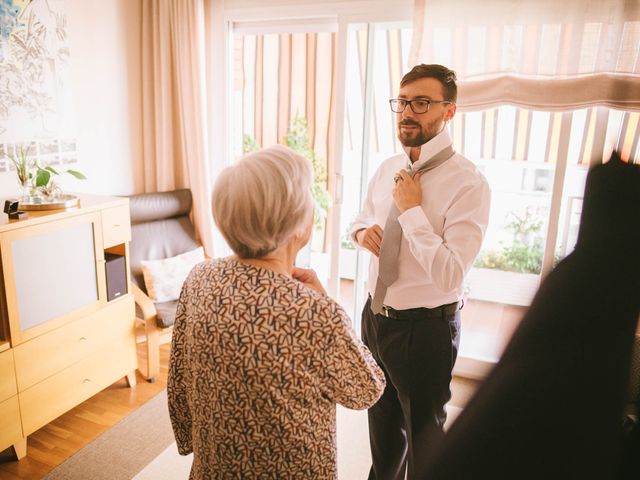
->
[[0, 194, 137, 459]]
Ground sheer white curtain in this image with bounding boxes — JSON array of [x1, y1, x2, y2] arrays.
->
[[408, 0, 640, 281], [409, 0, 640, 113], [141, 0, 215, 256]]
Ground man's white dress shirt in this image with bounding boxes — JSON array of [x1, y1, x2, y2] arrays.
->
[[351, 128, 491, 310]]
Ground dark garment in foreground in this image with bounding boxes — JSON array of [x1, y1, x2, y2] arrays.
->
[[362, 296, 460, 480], [421, 152, 640, 480]]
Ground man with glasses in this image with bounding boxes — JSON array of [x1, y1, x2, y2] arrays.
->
[[351, 64, 491, 480]]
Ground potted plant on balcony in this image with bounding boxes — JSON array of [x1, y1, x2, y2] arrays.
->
[[242, 118, 332, 275], [468, 207, 545, 305], [242, 118, 331, 235]]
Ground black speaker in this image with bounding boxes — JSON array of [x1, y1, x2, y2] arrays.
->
[[105, 253, 127, 301]]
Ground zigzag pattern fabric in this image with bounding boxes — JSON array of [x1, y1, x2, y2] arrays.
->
[[168, 258, 384, 479]]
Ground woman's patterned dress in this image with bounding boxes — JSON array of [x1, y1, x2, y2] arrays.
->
[[168, 258, 385, 479]]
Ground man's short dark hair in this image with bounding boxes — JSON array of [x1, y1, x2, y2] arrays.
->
[[400, 64, 457, 103]]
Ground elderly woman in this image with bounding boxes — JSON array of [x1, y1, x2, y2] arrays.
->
[[168, 145, 385, 479]]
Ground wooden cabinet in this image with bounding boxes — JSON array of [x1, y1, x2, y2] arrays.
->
[[0, 344, 17, 400], [0, 397, 22, 454], [101, 204, 132, 248], [19, 331, 135, 436], [0, 194, 137, 459], [0, 344, 22, 455], [13, 296, 134, 391]]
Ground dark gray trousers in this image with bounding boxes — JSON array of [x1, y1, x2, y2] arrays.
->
[[361, 296, 461, 480]]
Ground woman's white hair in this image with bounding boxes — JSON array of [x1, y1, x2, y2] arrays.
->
[[212, 145, 315, 259]]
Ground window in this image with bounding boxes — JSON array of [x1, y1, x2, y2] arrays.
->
[[227, 2, 640, 364], [409, 1, 640, 361], [231, 20, 338, 288], [465, 106, 632, 306]]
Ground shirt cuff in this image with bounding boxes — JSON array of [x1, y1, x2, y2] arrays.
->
[[398, 206, 433, 234], [349, 226, 368, 251]]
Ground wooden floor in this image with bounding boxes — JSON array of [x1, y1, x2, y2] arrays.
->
[[0, 344, 171, 480]]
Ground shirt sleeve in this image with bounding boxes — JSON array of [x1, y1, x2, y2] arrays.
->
[[319, 307, 386, 410], [398, 178, 491, 292], [167, 279, 194, 456], [349, 170, 380, 250]]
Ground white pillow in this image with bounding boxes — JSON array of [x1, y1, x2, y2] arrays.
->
[[140, 246, 205, 303]]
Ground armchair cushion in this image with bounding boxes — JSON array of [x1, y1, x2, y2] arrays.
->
[[140, 246, 205, 303], [128, 189, 199, 291], [154, 300, 179, 329]]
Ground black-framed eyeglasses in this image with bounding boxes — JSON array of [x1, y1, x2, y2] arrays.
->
[[389, 98, 452, 114]]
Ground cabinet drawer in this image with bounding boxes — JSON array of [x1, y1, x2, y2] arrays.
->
[[14, 295, 135, 391], [0, 396, 23, 453], [102, 204, 131, 248], [19, 335, 137, 436], [0, 348, 17, 402]]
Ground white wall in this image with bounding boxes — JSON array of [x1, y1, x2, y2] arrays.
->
[[64, 0, 144, 195], [1, 0, 413, 200], [0, 0, 144, 198]]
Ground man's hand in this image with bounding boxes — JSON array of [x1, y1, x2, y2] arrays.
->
[[356, 225, 383, 257], [292, 267, 326, 294], [393, 170, 422, 212]]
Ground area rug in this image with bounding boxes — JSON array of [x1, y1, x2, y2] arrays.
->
[[133, 442, 192, 479], [43, 389, 463, 479], [132, 404, 375, 480], [130, 403, 462, 480], [44, 390, 175, 480]]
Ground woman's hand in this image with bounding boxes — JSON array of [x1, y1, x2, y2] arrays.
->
[[292, 267, 326, 295]]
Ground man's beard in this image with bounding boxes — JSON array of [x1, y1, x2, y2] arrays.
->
[[397, 119, 440, 147]]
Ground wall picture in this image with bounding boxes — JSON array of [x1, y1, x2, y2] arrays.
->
[[0, 0, 77, 175]]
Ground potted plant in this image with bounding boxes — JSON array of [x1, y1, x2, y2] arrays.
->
[[5, 146, 35, 201], [468, 207, 545, 306], [31, 161, 87, 201], [242, 118, 331, 233], [4, 145, 87, 204]]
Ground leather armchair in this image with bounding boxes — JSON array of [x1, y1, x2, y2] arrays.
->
[[128, 189, 199, 382]]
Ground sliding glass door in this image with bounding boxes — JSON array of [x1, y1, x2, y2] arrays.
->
[[226, 9, 639, 359]]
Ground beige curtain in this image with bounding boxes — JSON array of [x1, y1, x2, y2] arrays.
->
[[235, 32, 337, 171], [409, 0, 640, 113], [141, 0, 215, 256]]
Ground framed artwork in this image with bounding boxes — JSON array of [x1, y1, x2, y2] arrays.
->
[[0, 0, 78, 172]]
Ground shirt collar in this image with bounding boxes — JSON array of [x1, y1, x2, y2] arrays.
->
[[402, 127, 453, 172]]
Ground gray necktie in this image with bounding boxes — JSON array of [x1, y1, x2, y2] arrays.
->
[[370, 145, 455, 315]]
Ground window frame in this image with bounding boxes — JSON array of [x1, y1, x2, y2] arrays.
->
[[220, 2, 639, 366]]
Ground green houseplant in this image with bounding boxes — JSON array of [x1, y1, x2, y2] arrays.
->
[[283, 117, 331, 231], [4, 145, 87, 202], [243, 117, 331, 232], [474, 208, 544, 274], [5, 146, 34, 200], [31, 161, 87, 200]]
